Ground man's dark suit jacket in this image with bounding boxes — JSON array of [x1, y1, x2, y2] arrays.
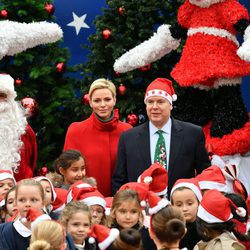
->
[[112, 118, 210, 196]]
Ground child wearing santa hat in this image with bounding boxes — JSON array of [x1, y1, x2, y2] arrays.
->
[[170, 178, 202, 250], [0, 179, 51, 250], [194, 189, 249, 250], [88, 224, 142, 250], [147, 191, 187, 250]]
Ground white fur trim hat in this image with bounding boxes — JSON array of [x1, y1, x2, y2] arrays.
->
[[89, 224, 119, 250], [170, 178, 202, 202], [0, 74, 16, 98], [0, 170, 16, 184], [197, 189, 246, 223], [144, 78, 177, 104]]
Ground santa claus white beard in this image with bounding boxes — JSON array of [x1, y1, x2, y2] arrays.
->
[[0, 100, 27, 173]]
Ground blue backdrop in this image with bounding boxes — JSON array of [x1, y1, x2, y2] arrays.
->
[[54, 0, 250, 111]]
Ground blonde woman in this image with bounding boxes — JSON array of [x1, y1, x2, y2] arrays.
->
[[64, 79, 132, 196]]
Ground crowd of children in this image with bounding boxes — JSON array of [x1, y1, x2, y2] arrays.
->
[[0, 150, 249, 250]]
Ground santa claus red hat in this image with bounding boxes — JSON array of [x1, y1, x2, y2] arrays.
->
[[147, 191, 170, 215], [88, 224, 119, 250], [197, 189, 246, 223], [0, 170, 16, 184], [118, 182, 149, 206], [51, 188, 67, 214], [0, 73, 16, 98], [21, 207, 51, 229], [34, 176, 57, 202], [170, 178, 202, 202], [137, 162, 168, 196], [104, 197, 113, 216], [144, 78, 177, 104], [196, 165, 228, 192], [66, 180, 95, 203]]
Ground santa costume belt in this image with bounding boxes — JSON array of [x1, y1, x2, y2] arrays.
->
[[187, 27, 239, 46]]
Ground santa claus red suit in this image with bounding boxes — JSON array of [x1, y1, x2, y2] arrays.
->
[[0, 74, 37, 181], [64, 109, 131, 196]]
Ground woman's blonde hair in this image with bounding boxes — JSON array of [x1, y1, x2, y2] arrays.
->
[[29, 220, 65, 250], [109, 189, 143, 227], [60, 200, 90, 227], [16, 178, 44, 201], [89, 78, 116, 98]]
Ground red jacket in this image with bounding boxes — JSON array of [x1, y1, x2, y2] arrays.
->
[[64, 110, 132, 196]]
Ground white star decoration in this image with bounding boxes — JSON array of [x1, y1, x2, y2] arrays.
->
[[67, 12, 90, 35]]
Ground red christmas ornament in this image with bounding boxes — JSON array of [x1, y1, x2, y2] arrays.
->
[[21, 97, 38, 117], [45, 2, 55, 15], [82, 94, 90, 105], [15, 78, 22, 86], [56, 62, 66, 73], [127, 114, 139, 127], [139, 64, 151, 71], [0, 9, 8, 19], [38, 166, 49, 176], [118, 7, 125, 15], [102, 29, 111, 40], [118, 84, 126, 96]]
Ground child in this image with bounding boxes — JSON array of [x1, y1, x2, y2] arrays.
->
[[29, 220, 66, 250], [4, 186, 17, 222], [60, 200, 96, 250], [0, 179, 50, 250], [54, 149, 86, 189], [147, 191, 186, 250], [194, 189, 249, 250], [171, 178, 202, 250], [89, 224, 142, 250]]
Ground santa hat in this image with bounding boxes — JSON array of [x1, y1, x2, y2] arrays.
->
[[88, 224, 119, 250], [212, 155, 248, 199], [118, 182, 149, 206], [104, 197, 113, 216], [0, 74, 16, 98], [147, 191, 170, 215], [197, 189, 246, 223], [0, 170, 16, 185], [51, 188, 67, 214], [79, 189, 106, 209], [144, 78, 177, 104], [21, 207, 51, 229], [196, 165, 228, 192], [34, 176, 57, 202], [66, 180, 95, 203], [170, 178, 202, 202], [137, 162, 168, 196]]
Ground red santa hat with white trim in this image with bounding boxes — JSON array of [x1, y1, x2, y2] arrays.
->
[[118, 182, 149, 207], [0, 169, 16, 184], [195, 165, 228, 192], [197, 189, 246, 223], [21, 207, 51, 229], [88, 224, 119, 250], [137, 162, 168, 196], [51, 188, 67, 214], [144, 78, 177, 104], [170, 178, 202, 202], [0, 73, 16, 99], [34, 176, 57, 202], [147, 191, 171, 215]]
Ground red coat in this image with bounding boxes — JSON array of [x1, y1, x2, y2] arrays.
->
[[171, 0, 250, 87], [64, 110, 132, 196], [14, 124, 37, 181]]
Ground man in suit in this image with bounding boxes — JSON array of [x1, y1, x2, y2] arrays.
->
[[112, 78, 210, 196]]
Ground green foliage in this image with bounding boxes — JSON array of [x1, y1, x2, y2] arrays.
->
[[80, 0, 184, 120], [0, 0, 81, 169]]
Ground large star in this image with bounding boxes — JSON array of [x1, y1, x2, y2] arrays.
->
[[67, 12, 90, 35]]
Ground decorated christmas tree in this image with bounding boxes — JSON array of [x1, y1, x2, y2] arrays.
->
[[80, 0, 184, 124], [0, 1, 81, 170]]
